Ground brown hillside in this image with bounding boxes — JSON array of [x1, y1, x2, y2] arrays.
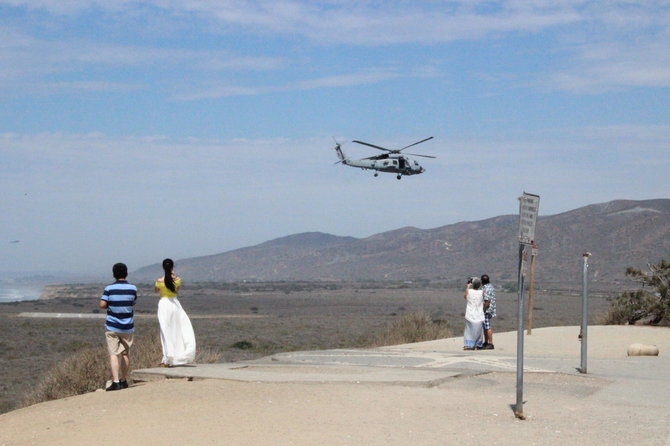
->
[[133, 199, 670, 286]]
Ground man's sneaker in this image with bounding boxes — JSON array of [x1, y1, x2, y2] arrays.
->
[[482, 343, 495, 350], [106, 382, 123, 391], [120, 380, 129, 389]]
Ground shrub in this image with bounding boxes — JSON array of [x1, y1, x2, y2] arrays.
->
[[21, 345, 109, 407], [603, 290, 667, 325], [501, 282, 518, 293], [22, 329, 222, 408], [373, 311, 452, 346], [231, 340, 254, 350], [604, 260, 670, 325]]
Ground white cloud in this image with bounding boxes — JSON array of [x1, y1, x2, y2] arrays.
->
[[0, 1, 587, 44], [173, 69, 408, 100], [547, 39, 670, 92], [0, 25, 285, 94], [180, 1, 584, 45], [3, 1, 669, 97]]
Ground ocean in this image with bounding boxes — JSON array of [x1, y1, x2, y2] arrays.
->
[[0, 284, 43, 302]]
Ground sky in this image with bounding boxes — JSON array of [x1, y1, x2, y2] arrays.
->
[[1, 1, 669, 278]]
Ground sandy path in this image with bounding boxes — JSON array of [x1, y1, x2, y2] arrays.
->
[[1, 374, 667, 446]]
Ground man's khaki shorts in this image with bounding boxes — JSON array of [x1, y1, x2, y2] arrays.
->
[[105, 331, 134, 356]]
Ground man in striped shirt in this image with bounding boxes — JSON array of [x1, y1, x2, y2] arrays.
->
[[99, 263, 138, 391], [481, 274, 496, 350]]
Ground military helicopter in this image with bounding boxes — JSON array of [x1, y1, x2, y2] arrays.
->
[[333, 137, 435, 179]]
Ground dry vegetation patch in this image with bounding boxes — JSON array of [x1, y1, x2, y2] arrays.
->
[[373, 311, 452, 346], [22, 329, 223, 407]]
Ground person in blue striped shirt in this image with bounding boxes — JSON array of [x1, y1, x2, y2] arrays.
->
[[99, 263, 138, 391]]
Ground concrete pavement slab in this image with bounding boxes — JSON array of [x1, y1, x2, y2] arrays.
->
[[133, 325, 670, 397]]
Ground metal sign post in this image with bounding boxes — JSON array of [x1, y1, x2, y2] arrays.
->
[[515, 192, 540, 420], [578, 253, 591, 374], [515, 243, 527, 420]]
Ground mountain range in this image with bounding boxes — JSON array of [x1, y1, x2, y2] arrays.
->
[[134, 199, 670, 287]]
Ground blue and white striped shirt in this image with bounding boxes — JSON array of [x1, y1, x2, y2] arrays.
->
[[101, 280, 138, 333]]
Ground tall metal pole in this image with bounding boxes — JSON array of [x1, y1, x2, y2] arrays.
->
[[515, 244, 527, 419], [515, 192, 539, 420], [579, 253, 590, 374]]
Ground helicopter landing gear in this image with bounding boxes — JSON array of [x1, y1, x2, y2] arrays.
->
[[396, 174, 402, 180]]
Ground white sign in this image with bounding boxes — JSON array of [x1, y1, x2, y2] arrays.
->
[[518, 192, 540, 245]]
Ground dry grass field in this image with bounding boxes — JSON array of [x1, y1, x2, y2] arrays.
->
[[0, 281, 615, 414]]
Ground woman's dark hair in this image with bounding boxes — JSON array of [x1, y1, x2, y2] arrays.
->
[[162, 258, 175, 292]]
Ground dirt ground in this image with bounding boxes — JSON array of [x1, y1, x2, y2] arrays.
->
[[4, 324, 670, 446], [0, 281, 614, 414], [1, 374, 660, 446]]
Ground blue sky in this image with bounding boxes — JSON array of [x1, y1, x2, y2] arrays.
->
[[1, 1, 669, 277]]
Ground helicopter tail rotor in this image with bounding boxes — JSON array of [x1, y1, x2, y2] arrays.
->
[[331, 138, 349, 164]]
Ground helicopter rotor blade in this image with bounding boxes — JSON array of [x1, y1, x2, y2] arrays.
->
[[398, 136, 434, 152], [352, 140, 391, 152], [405, 152, 436, 159]]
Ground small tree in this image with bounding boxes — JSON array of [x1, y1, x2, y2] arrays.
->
[[605, 260, 670, 325], [626, 260, 669, 301]]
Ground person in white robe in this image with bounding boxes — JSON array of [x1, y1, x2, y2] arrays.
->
[[154, 258, 195, 366], [463, 277, 485, 350]]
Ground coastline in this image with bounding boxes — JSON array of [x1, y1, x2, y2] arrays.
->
[[0, 284, 43, 303]]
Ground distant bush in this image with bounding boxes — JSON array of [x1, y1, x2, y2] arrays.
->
[[373, 311, 452, 346], [231, 340, 254, 350], [501, 282, 518, 293], [604, 260, 670, 325], [603, 290, 666, 325], [22, 329, 222, 408]]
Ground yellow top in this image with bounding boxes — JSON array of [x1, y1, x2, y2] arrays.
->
[[154, 277, 181, 298]]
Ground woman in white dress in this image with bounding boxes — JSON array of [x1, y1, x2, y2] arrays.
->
[[463, 277, 485, 350], [154, 258, 196, 366]]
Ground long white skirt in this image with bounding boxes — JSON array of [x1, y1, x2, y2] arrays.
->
[[157, 297, 196, 366], [463, 318, 484, 349]]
